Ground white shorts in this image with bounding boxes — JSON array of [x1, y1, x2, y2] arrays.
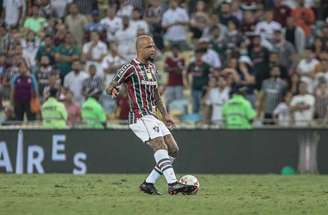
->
[[129, 115, 171, 143]]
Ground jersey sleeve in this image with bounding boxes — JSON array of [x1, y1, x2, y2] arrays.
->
[[112, 64, 133, 85]]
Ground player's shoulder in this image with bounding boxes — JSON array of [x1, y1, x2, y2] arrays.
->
[[118, 61, 135, 73]]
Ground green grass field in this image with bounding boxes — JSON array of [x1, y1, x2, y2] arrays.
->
[[1, 174, 328, 215]]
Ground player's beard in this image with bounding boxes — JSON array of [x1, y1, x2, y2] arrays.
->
[[147, 55, 155, 63]]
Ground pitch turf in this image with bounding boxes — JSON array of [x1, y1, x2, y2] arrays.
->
[[0, 174, 328, 215]]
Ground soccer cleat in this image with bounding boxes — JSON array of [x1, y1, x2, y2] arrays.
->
[[168, 182, 196, 195], [139, 182, 161, 195]]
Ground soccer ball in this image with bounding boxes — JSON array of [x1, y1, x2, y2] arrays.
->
[[179, 175, 200, 194]]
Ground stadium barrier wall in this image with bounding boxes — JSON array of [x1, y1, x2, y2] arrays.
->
[[0, 129, 327, 174]]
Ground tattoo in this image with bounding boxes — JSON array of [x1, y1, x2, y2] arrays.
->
[[154, 88, 167, 117], [107, 80, 119, 94]]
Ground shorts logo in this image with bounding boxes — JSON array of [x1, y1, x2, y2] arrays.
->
[[153, 126, 159, 133]]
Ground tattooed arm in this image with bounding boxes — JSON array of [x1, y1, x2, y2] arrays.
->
[[106, 80, 120, 98], [154, 87, 175, 128]]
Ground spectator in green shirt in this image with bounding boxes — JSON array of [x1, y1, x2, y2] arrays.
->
[[223, 87, 256, 129], [53, 32, 80, 81], [81, 87, 106, 128], [41, 87, 67, 129], [23, 5, 47, 33]]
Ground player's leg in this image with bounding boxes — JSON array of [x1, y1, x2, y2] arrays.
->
[[145, 134, 179, 184]]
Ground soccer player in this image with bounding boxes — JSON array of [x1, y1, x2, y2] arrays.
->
[[106, 35, 195, 195]]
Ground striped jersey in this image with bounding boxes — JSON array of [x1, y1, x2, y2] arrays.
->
[[112, 58, 159, 124]]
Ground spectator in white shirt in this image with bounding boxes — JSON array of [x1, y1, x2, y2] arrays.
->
[[273, 92, 292, 127], [162, 0, 190, 49], [290, 82, 315, 127], [2, 0, 24, 28], [117, 0, 134, 18], [101, 42, 125, 86], [114, 16, 137, 62], [130, 8, 149, 34], [82, 32, 108, 77], [64, 61, 89, 105], [197, 38, 221, 69], [297, 48, 320, 92], [255, 9, 282, 44], [204, 76, 230, 126], [51, 0, 73, 18], [100, 7, 122, 42]]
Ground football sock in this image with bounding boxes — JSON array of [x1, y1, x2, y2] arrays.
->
[[145, 156, 176, 184], [153, 149, 177, 184]]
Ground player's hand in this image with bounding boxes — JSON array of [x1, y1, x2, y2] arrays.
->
[[164, 114, 176, 129], [106, 86, 119, 98]]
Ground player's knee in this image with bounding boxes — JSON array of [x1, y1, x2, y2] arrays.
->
[[147, 137, 167, 152]]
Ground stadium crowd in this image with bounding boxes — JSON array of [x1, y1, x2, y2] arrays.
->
[[0, 0, 328, 128]]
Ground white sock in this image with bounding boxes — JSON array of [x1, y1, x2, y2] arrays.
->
[[145, 156, 176, 184], [154, 149, 177, 184]]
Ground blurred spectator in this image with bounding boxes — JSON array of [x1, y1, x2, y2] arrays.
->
[[0, 24, 12, 55], [207, 25, 225, 58], [162, 0, 189, 50], [41, 87, 67, 128], [42, 72, 61, 100], [63, 89, 81, 127], [82, 64, 103, 97], [101, 41, 125, 86], [285, 16, 306, 54], [144, 0, 165, 50], [51, 0, 72, 18], [1, 104, 16, 125], [189, 0, 209, 39], [164, 44, 185, 109], [114, 16, 137, 62], [257, 66, 287, 124], [11, 60, 38, 122], [100, 6, 123, 42], [186, 49, 211, 113], [273, 0, 291, 27], [314, 78, 328, 124], [0, 54, 6, 109], [312, 37, 326, 60], [271, 29, 296, 70], [39, 0, 56, 19], [222, 87, 256, 129], [292, 0, 315, 38], [131, 8, 149, 34], [65, 3, 88, 46], [81, 87, 106, 128], [204, 76, 230, 126], [35, 34, 55, 65], [21, 30, 41, 68], [290, 81, 315, 126], [35, 55, 54, 95], [219, 1, 240, 27], [53, 32, 80, 80], [84, 10, 106, 34], [23, 5, 47, 34], [241, 10, 256, 34], [223, 20, 243, 54], [273, 92, 292, 126], [235, 55, 256, 104], [117, 0, 134, 18], [248, 34, 270, 89], [73, 0, 98, 14], [82, 32, 108, 76], [255, 9, 281, 45], [202, 14, 228, 41], [296, 48, 320, 92], [198, 38, 221, 69], [63, 60, 88, 104], [268, 52, 288, 80], [2, 0, 24, 28]]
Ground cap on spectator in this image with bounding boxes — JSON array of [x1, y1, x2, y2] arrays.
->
[[239, 55, 253, 66]]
